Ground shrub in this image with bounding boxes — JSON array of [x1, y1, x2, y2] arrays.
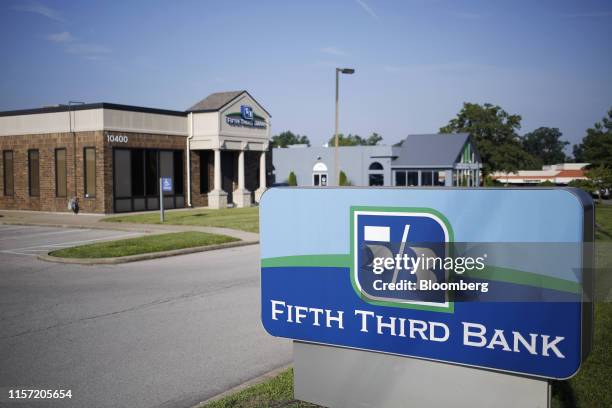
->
[[339, 170, 352, 186], [287, 171, 297, 186]]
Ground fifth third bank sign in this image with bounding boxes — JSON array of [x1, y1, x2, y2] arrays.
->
[[260, 188, 594, 379]]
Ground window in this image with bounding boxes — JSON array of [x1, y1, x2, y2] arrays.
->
[[55, 149, 67, 197], [174, 150, 184, 195], [3, 151, 14, 196], [369, 162, 383, 170], [434, 171, 445, 186], [131, 149, 144, 196], [28, 149, 40, 197], [84, 147, 96, 197], [369, 174, 384, 186], [421, 171, 433, 186], [395, 171, 406, 186], [145, 150, 158, 195], [407, 171, 418, 186]]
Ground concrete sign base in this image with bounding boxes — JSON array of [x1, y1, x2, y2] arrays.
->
[[294, 341, 550, 408]]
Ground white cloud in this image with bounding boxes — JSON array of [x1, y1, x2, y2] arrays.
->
[[45, 31, 111, 60], [13, 1, 63, 21], [355, 0, 379, 21], [46, 31, 74, 43], [321, 46, 348, 57]]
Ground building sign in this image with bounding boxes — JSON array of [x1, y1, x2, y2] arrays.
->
[[225, 105, 267, 128], [260, 188, 593, 379], [161, 177, 173, 193], [107, 134, 129, 143]]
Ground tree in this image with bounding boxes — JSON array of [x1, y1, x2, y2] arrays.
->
[[327, 132, 383, 146], [573, 108, 612, 167], [287, 171, 297, 186], [586, 165, 612, 202], [521, 127, 568, 165], [440, 103, 538, 174], [271, 131, 310, 148], [338, 170, 352, 186]]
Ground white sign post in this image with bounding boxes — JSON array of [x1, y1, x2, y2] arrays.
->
[[159, 178, 164, 223]]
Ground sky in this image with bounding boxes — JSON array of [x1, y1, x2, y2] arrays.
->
[[0, 0, 611, 150]]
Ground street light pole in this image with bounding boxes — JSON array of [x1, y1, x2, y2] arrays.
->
[[334, 68, 355, 186]]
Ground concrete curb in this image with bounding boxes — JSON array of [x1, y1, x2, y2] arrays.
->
[[0, 220, 164, 234], [0, 220, 258, 241], [38, 240, 259, 265], [192, 364, 292, 408]]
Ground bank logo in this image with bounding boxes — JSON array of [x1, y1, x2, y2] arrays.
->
[[241, 105, 254, 121], [351, 207, 452, 311]]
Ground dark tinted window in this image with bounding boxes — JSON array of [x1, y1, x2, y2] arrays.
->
[[145, 150, 158, 195], [174, 151, 184, 195], [131, 149, 145, 196], [3, 151, 14, 196], [28, 150, 40, 196], [369, 174, 384, 186], [84, 147, 96, 197], [395, 171, 406, 186], [55, 149, 67, 197], [407, 171, 418, 186]]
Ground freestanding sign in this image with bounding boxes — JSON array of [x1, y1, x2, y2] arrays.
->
[[260, 188, 593, 405], [159, 177, 172, 222]]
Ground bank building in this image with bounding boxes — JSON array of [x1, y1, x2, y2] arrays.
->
[[0, 90, 271, 213]]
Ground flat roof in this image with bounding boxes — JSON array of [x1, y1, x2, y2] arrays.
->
[[0, 102, 187, 118]]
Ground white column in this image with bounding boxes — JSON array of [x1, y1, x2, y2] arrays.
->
[[238, 150, 245, 190], [234, 149, 251, 208], [214, 149, 222, 191], [208, 148, 227, 209], [255, 151, 267, 203]]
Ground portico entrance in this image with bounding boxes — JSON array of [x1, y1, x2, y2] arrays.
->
[[186, 90, 271, 209]]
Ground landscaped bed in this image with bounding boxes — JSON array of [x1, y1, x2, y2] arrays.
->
[[49, 231, 238, 259], [101, 207, 259, 233]]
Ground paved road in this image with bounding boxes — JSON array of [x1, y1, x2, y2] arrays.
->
[[0, 225, 144, 257], [0, 226, 291, 408]]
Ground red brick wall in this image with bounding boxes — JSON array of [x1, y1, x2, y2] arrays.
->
[[0, 131, 104, 212], [190, 150, 214, 208], [0, 131, 187, 213]]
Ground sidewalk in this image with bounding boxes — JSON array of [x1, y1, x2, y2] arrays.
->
[[0, 210, 259, 242]]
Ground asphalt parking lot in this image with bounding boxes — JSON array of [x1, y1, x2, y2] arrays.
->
[[0, 225, 291, 408], [0, 225, 143, 257]]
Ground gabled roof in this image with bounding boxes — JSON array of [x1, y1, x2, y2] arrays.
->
[[187, 91, 244, 112], [392, 133, 472, 167], [187, 90, 271, 116]]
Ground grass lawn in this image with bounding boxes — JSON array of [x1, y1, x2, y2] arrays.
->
[[199, 369, 318, 408], [49, 231, 238, 259], [102, 207, 259, 233], [550, 203, 612, 407], [203, 204, 612, 408]]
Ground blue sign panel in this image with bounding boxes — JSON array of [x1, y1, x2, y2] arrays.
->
[[161, 177, 173, 193], [260, 188, 593, 379]]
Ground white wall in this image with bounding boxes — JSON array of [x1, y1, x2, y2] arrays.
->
[[0, 109, 104, 136]]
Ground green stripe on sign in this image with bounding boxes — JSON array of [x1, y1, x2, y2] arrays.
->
[[261, 254, 351, 268], [466, 265, 583, 295]]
